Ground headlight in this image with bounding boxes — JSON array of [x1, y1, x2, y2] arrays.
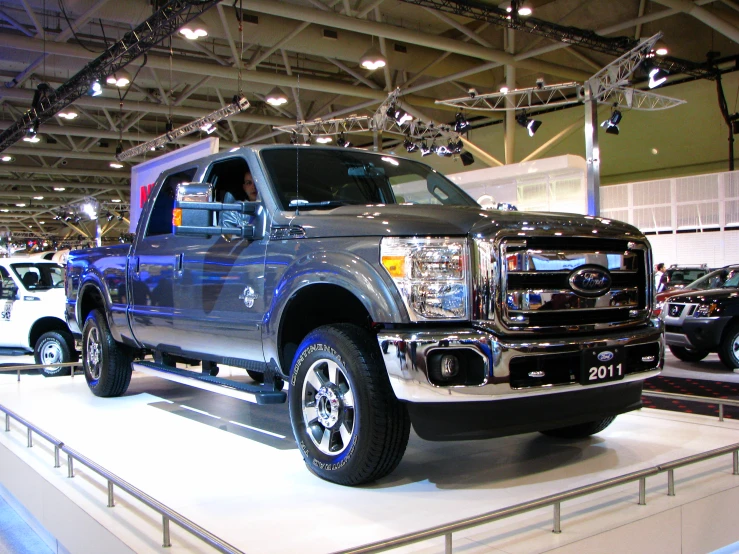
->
[[381, 237, 468, 320], [694, 303, 720, 317]]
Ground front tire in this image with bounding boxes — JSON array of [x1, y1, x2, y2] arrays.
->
[[540, 416, 616, 439], [288, 324, 410, 486], [82, 309, 133, 397], [719, 324, 739, 369], [669, 345, 709, 363], [34, 330, 76, 376]]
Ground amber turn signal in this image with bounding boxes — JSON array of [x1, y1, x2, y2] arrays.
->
[[172, 208, 182, 227]]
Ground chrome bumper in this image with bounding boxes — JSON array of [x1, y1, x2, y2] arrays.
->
[[377, 320, 664, 403]]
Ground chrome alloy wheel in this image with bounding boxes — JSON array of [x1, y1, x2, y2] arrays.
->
[[86, 327, 102, 380], [40, 341, 63, 364], [301, 358, 355, 455], [732, 334, 739, 361]]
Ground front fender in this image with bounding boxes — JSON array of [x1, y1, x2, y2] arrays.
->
[[268, 249, 407, 328]]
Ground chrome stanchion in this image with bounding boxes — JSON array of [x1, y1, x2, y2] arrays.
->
[[107, 481, 115, 507], [67, 455, 74, 478], [638, 478, 646, 505], [667, 469, 675, 496], [54, 445, 60, 468], [553, 502, 562, 534], [163, 516, 171, 547], [27, 428, 32, 447]]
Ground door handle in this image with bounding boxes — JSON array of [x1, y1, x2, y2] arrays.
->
[[175, 253, 183, 273], [133, 256, 140, 275]]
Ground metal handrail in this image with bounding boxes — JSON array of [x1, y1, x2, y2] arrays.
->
[[0, 404, 244, 554], [642, 390, 739, 421], [0, 361, 81, 381], [333, 442, 739, 554]]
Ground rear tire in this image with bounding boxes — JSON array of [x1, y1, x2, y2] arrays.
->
[[540, 416, 616, 439], [719, 324, 739, 370], [82, 309, 133, 397], [669, 345, 709, 363], [34, 330, 76, 376], [288, 324, 410, 486]]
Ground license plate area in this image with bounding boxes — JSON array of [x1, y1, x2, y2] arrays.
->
[[581, 347, 625, 385]]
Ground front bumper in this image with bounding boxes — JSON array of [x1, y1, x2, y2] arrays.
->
[[377, 319, 663, 403], [664, 316, 732, 351]]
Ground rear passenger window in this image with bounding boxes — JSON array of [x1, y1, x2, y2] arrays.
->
[[145, 169, 197, 237]]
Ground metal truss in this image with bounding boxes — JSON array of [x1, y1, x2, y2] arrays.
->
[[275, 89, 460, 144], [397, 0, 634, 56], [599, 87, 686, 111], [0, 0, 221, 153], [587, 34, 661, 101], [435, 82, 583, 111], [116, 96, 249, 160]]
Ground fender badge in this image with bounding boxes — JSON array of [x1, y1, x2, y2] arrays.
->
[[239, 286, 258, 309]]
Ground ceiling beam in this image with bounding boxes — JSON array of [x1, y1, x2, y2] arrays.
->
[[654, 0, 739, 44]]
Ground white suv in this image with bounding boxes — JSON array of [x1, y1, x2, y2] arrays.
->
[[0, 258, 77, 375]]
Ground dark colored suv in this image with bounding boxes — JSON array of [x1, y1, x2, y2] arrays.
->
[[662, 268, 739, 368], [655, 265, 739, 317], [664, 264, 712, 291]]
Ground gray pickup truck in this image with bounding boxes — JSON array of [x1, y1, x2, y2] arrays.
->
[[66, 145, 663, 485]]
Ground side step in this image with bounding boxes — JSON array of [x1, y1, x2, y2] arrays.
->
[[132, 361, 287, 405]]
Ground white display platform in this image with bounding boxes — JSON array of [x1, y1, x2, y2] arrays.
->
[[2, 367, 739, 554]]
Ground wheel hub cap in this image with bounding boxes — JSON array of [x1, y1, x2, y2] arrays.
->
[[42, 342, 62, 363], [314, 387, 341, 428]]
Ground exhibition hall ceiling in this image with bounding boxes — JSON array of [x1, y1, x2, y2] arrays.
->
[[1, 0, 738, 239]]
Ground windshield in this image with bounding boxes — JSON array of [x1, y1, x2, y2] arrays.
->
[[261, 147, 479, 210], [666, 268, 709, 287], [686, 268, 739, 290], [11, 263, 65, 290]]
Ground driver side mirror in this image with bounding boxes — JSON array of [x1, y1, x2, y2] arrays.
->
[[173, 182, 261, 240]]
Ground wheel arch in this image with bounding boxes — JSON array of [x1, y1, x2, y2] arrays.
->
[[29, 316, 71, 349], [276, 283, 374, 377], [77, 282, 115, 339]]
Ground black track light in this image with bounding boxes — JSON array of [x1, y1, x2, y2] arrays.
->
[[404, 138, 418, 153], [601, 109, 622, 135], [454, 112, 470, 133], [419, 141, 432, 156], [516, 113, 542, 137], [460, 151, 475, 166]]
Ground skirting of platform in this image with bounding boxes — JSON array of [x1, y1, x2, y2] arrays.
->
[[2, 369, 739, 554]]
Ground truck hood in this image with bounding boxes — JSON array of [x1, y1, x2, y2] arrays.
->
[[666, 288, 739, 303], [286, 204, 642, 240]]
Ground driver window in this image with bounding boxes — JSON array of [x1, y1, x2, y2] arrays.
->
[[0, 267, 14, 300], [145, 168, 197, 237], [207, 158, 252, 203]]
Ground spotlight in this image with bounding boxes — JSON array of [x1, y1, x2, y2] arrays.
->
[[89, 80, 103, 96], [200, 122, 216, 134], [419, 141, 432, 156], [601, 109, 622, 135], [165, 119, 174, 133], [454, 112, 470, 133], [115, 143, 123, 156], [337, 134, 351, 147], [648, 66, 667, 89], [404, 138, 418, 153], [449, 139, 463, 154], [460, 151, 475, 166], [387, 104, 412, 125], [435, 143, 452, 157], [0, 155, 14, 163], [536, 77, 545, 89], [468, 88, 478, 98], [516, 113, 541, 137]]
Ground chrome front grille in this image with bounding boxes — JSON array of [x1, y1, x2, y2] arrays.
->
[[474, 236, 649, 332]]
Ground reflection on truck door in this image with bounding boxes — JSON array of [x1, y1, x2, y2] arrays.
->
[[129, 169, 196, 349]]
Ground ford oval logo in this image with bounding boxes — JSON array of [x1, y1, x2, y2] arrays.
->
[[597, 351, 614, 362], [568, 265, 612, 297]]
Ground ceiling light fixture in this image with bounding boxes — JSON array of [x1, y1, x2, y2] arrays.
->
[[454, 112, 470, 133], [106, 70, 131, 88], [0, 155, 14, 162], [54, 187, 66, 191], [315, 136, 333, 144], [110, 162, 124, 168], [179, 24, 208, 40], [89, 80, 103, 96], [360, 46, 387, 70], [33, 196, 44, 200], [265, 87, 289, 106], [58, 110, 78, 120], [111, 198, 122, 203]]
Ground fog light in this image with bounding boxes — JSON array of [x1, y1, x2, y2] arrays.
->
[[440, 354, 459, 379]]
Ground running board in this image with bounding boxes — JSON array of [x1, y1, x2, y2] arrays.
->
[[132, 361, 287, 405]]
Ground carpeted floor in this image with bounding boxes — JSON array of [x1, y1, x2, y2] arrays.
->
[[643, 375, 739, 419]]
